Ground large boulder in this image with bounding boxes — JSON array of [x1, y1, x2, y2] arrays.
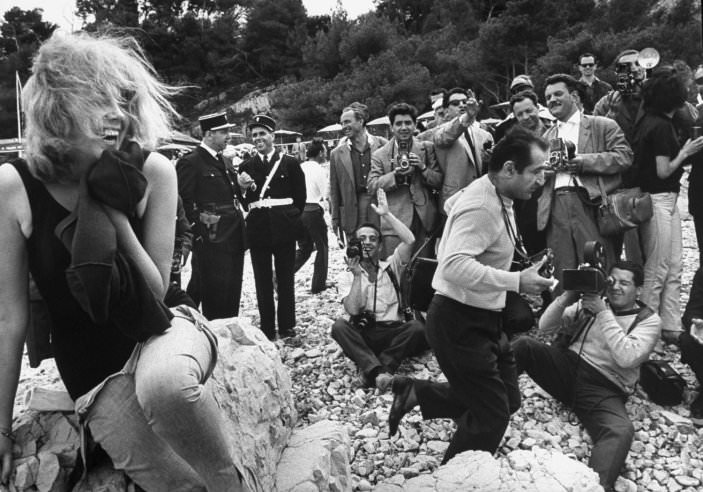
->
[[3, 316, 296, 492], [2, 410, 81, 492], [276, 420, 352, 492], [373, 449, 603, 491], [209, 317, 297, 492]]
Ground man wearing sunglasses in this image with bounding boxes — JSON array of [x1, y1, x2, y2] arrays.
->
[[433, 88, 494, 211], [577, 53, 612, 115]]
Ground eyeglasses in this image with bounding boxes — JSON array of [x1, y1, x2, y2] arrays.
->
[[448, 99, 467, 106], [580, 63, 595, 68]]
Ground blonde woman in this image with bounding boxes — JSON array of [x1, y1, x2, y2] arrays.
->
[[0, 32, 243, 491]]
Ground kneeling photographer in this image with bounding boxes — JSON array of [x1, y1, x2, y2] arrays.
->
[[331, 188, 429, 391], [512, 254, 661, 492]]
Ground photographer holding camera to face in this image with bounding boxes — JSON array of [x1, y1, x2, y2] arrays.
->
[[513, 259, 662, 491], [330, 188, 429, 391], [367, 103, 443, 256]]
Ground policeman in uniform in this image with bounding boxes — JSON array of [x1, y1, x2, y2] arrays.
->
[[238, 115, 306, 340], [176, 112, 246, 320]]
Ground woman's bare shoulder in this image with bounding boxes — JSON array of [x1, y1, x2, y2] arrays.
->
[[0, 162, 32, 237], [142, 150, 175, 180]]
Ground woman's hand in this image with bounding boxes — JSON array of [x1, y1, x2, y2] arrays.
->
[[1, 434, 13, 485], [681, 137, 703, 160]]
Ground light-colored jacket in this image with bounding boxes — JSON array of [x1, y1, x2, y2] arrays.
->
[[540, 298, 661, 392], [537, 114, 632, 231], [367, 137, 443, 236], [433, 116, 493, 211], [329, 133, 387, 235]]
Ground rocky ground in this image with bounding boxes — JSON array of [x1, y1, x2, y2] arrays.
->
[[14, 199, 703, 492]]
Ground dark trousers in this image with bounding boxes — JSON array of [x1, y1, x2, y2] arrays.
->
[[512, 336, 634, 491], [693, 211, 703, 267], [547, 190, 615, 295], [502, 290, 535, 338], [186, 239, 244, 320], [681, 330, 703, 384], [331, 318, 428, 379], [414, 295, 520, 465], [250, 240, 296, 339], [294, 204, 329, 293]]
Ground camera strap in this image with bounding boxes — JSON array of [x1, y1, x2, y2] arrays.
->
[[385, 265, 411, 319], [496, 187, 529, 261]]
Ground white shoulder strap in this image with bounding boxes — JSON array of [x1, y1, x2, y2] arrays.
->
[[259, 154, 283, 199]]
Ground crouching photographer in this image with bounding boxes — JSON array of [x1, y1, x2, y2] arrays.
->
[[331, 188, 429, 391], [512, 257, 661, 491]]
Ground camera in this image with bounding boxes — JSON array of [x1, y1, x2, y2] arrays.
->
[[548, 138, 576, 172], [615, 62, 641, 96], [352, 311, 376, 331], [562, 241, 614, 293], [515, 248, 555, 278], [346, 237, 364, 259], [395, 139, 413, 186]]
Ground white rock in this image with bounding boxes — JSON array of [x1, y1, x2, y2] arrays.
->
[[275, 420, 352, 492], [674, 475, 700, 487], [356, 428, 378, 439], [209, 317, 297, 492], [426, 440, 449, 454]]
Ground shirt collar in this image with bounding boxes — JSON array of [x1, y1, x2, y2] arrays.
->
[[258, 149, 276, 162], [344, 131, 372, 152], [362, 259, 391, 278], [200, 142, 219, 158], [559, 110, 581, 128]]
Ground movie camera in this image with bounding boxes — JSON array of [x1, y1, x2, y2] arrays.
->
[[562, 241, 613, 294], [615, 47, 660, 96]]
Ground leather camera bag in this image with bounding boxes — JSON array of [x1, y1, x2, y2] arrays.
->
[[406, 257, 438, 312], [639, 359, 685, 406], [404, 227, 442, 312], [595, 178, 653, 236]]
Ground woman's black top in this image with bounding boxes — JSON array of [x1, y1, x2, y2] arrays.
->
[[11, 159, 137, 400], [633, 112, 681, 194]]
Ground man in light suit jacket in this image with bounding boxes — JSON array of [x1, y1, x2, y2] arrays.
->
[[538, 74, 632, 289], [433, 88, 493, 212], [329, 102, 388, 247], [368, 103, 443, 255]]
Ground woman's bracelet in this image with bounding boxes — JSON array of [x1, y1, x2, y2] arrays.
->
[[0, 427, 15, 442]]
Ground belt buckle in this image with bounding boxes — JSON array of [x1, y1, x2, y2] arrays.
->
[[262, 197, 271, 208]]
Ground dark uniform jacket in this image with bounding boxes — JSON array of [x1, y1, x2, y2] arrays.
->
[[239, 151, 307, 246], [176, 146, 245, 249]]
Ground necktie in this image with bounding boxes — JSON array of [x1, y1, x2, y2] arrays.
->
[[463, 127, 479, 174]]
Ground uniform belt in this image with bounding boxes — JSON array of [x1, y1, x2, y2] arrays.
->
[[198, 202, 239, 214], [249, 197, 294, 209]]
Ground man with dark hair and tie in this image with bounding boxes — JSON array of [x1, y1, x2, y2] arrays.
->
[[433, 88, 493, 213], [177, 112, 246, 320], [238, 115, 306, 340], [368, 102, 443, 255]]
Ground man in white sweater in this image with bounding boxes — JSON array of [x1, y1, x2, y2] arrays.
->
[[388, 127, 553, 464], [513, 261, 661, 491]]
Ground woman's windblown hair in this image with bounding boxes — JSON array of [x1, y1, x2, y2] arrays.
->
[[22, 32, 181, 183]]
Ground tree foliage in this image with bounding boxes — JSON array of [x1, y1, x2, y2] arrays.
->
[[0, 0, 701, 137], [0, 7, 56, 139]]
